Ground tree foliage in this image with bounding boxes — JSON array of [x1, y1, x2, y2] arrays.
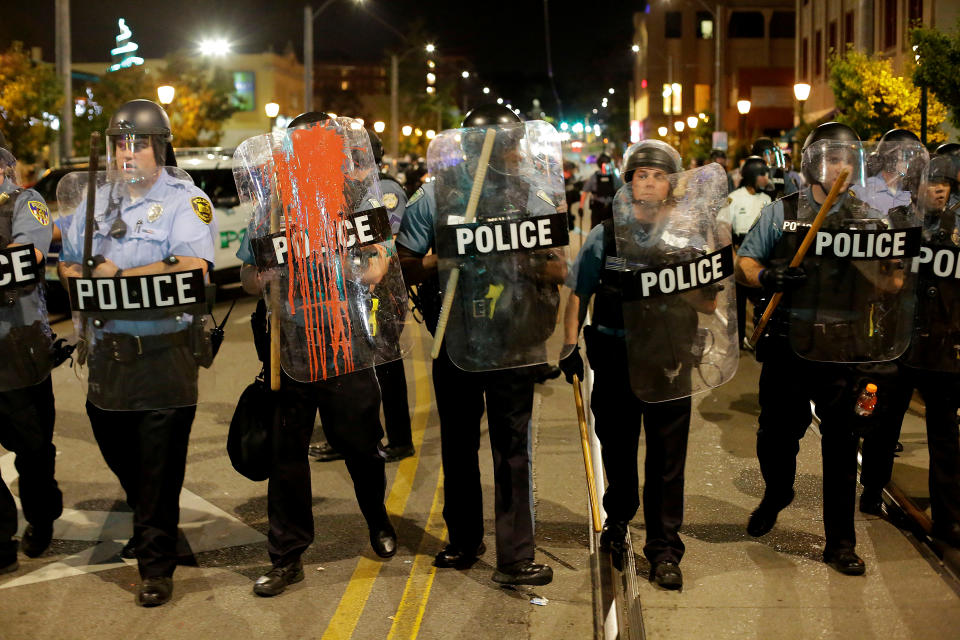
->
[[828, 48, 947, 143], [73, 52, 237, 154], [911, 22, 960, 130], [0, 42, 63, 164]]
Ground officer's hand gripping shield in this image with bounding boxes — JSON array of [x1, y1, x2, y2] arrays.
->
[[0, 147, 54, 391], [57, 167, 216, 410], [429, 120, 569, 372], [902, 160, 960, 372], [611, 162, 738, 402], [788, 140, 925, 362], [233, 117, 410, 382]]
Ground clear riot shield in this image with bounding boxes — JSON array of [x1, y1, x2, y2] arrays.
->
[[612, 162, 738, 402], [0, 147, 54, 390], [430, 120, 568, 372], [57, 167, 216, 410], [788, 139, 925, 362], [233, 117, 409, 382], [902, 159, 960, 372]]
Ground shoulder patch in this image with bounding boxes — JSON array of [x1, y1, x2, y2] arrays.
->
[[382, 192, 399, 210], [536, 190, 555, 207], [191, 197, 213, 224], [27, 200, 50, 226], [407, 187, 424, 206]]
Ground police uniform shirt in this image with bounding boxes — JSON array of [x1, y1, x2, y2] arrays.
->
[[380, 177, 408, 236], [853, 174, 912, 213], [717, 186, 771, 236], [62, 171, 216, 336], [1, 178, 52, 331], [783, 171, 800, 196], [396, 180, 557, 255]]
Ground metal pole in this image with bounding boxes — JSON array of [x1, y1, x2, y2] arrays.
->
[[390, 54, 399, 166], [304, 5, 313, 114], [714, 3, 723, 132], [56, 0, 73, 163], [920, 86, 928, 146]]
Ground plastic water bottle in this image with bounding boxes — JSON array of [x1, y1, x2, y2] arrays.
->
[[854, 383, 878, 417]]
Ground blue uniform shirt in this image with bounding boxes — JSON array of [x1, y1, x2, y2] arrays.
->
[[380, 176, 408, 236], [853, 174, 911, 212], [63, 171, 216, 335], [1, 178, 52, 330]]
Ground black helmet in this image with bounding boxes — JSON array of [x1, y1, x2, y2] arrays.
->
[[751, 137, 784, 169], [596, 153, 611, 168], [709, 148, 727, 161], [107, 99, 175, 168], [935, 142, 960, 156], [461, 104, 522, 128], [740, 156, 769, 190], [869, 128, 923, 177], [288, 112, 332, 129], [366, 128, 384, 165], [622, 140, 681, 183], [801, 121, 861, 186], [929, 155, 955, 185]]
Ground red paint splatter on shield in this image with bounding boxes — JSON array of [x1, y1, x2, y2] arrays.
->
[[272, 122, 354, 379]]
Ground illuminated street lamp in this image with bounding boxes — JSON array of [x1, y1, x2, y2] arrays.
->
[[426, 129, 436, 139], [264, 102, 280, 132], [401, 125, 413, 136], [793, 82, 811, 126], [199, 38, 231, 57], [737, 99, 751, 147], [482, 87, 490, 94], [415, 128, 423, 136], [461, 71, 470, 79], [686, 115, 698, 129], [674, 120, 685, 132], [631, 44, 640, 53], [737, 100, 751, 115], [658, 126, 669, 137], [496, 98, 503, 105], [373, 121, 386, 133], [425, 43, 435, 53], [608, 88, 615, 94], [157, 85, 175, 105]]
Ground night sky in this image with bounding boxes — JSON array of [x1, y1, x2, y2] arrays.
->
[[1, 0, 646, 122]]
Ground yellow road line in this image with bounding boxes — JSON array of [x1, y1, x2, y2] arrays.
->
[[321, 332, 432, 640], [387, 473, 447, 640]]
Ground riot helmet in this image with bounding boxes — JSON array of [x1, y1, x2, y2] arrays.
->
[[106, 99, 174, 182], [751, 137, 784, 169], [288, 112, 332, 129], [621, 140, 681, 211], [460, 103, 522, 128], [0, 120, 14, 183], [739, 156, 769, 190], [924, 155, 954, 211], [596, 153, 611, 168], [800, 122, 863, 192], [366, 128, 384, 165], [459, 104, 525, 178], [935, 142, 960, 157], [622, 139, 681, 183]]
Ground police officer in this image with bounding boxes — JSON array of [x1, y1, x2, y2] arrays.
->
[[236, 112, 397, 597], [752, 137, 798, 199], [718, 156, 771, 346], [559, 140, 726, 590], [858, 153, 960, 547], [859, 129, 922, 212], [580, 153, 623, 230], [0, 128, 62, 574], [709, 148, 735, 193], [396, 104, 556, 586], [735, 122, 890, 576], [58, 99, 217, 606]]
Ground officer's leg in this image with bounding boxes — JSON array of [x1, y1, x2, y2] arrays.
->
[[432, 345, 486, 549], [266, 377, 317, 566], [756, 349, 812, 501], [11, 377, 63, 530], [735, 282, 748, 345], [640, 396, 692, 565], [88, 401, 139, 509], [484, 368, 536, 568], [918, 372, 960, 535], [0, 405, 20, 565], [134, 406, 195, 579], [375, 358, 413, 449], [319, 368, 390, 530]]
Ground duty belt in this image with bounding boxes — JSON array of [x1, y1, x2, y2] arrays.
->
[[98, 330, 190, 362]]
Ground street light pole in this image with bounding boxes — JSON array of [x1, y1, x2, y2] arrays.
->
[[55, 0, 73, 162]]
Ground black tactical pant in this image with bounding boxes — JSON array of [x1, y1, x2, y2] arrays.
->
[[755, 338, 860, 553], [587, 331, 691, 565], [87, 401, 194, 579], [432, 344, 536, 569], [861, 365, 960, 529], [375, 358, 412, 448], [267, 367, 387, 567], [0, 376, 62, 561]]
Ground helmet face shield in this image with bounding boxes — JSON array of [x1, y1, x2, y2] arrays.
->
[[801, 139, 865, 193], [107, 133, 162, 184], [761, 146, 785, 169], [460, 123, 527, 177]]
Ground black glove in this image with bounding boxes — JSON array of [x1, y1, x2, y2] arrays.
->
[[559, 344, 584, 384], [759, 265, 807, 292]]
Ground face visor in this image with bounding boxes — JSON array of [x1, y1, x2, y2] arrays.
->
[[107, 134, 162, 184]]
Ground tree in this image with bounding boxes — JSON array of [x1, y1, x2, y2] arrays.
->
[[828, 48, 947, 143], [0, 42, 63, 163], [910, 22, 960, 130], [73, 67, 151, 156]]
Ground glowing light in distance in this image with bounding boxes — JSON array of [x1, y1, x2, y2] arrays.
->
[[373, 121, 385, 133], [401, 125, 413, 136]]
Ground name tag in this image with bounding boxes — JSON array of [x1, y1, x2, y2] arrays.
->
[[811, 228, 921, 259], [621, 245, 734, 300], [0, 244, 41, 290], [911, 245, 960, 278], [68, 270, 206, 312], [251, 207, 392, 269], [436, 212, 569, 259]]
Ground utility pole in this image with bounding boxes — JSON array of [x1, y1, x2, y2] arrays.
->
[[304, 5, 313, 113], [56, 0, 73, 163], [390, 54, 399, 164], [714, 3, 723, 132]]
